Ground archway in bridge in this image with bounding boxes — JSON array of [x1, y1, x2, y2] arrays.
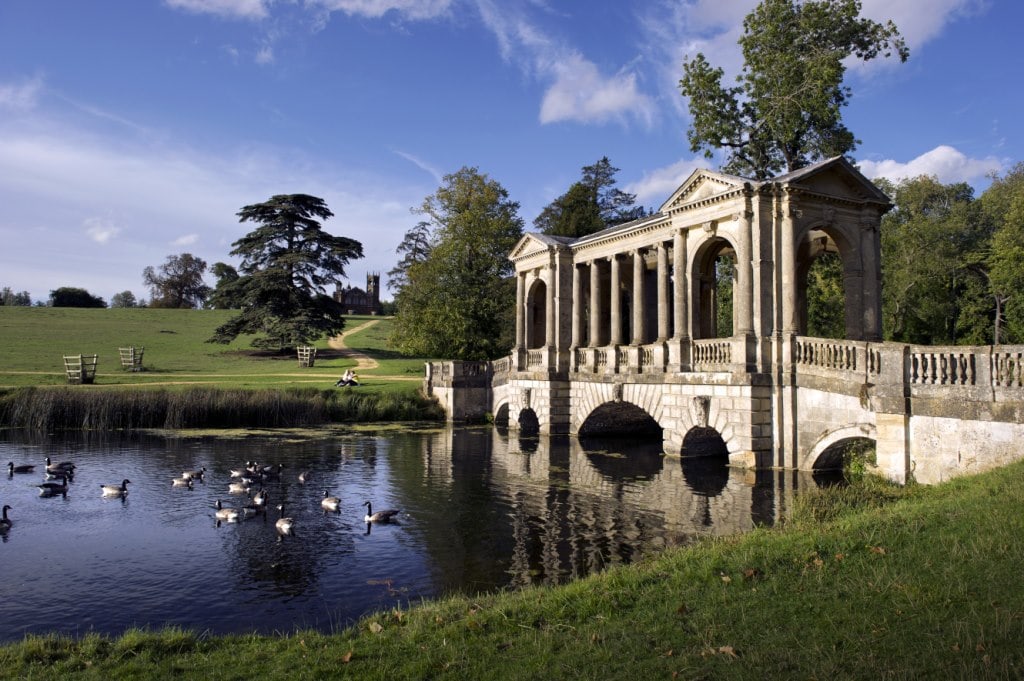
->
[[526, 279, 546, 349], [795, 223, 862, 340], [577, 401, 662, 440], [493, 403, 509, 429], [681, 426, 729, 458], [517, 408, 540, 436], [813, 436, 875, 485], [692, 237, 737, 339]]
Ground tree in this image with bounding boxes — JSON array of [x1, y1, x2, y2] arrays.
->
[[49, 287, 106, 308], [982, 164, 1024, 343], [1, 287, 31, 306], [534, 157, 646, 238], [110, 291, 138, 308], [206, 262, 244, 310], [208, 194, 364, 350], [391, 167, 524, 360], [878, 176, 987, 344], [143, 253, 210, 309], [679, 0, 908, 179], [387, 221, 434, 293]]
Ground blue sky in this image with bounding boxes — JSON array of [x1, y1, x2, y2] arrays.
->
[[0, 0, 1019, 304]]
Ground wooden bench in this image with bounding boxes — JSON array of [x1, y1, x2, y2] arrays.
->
[[118, 346, 145, 372], [297, 346, 317, 367], [63, 354, 98, 384]]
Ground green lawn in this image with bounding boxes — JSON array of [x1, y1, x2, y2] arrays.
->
[[0, 307, 425, 393]]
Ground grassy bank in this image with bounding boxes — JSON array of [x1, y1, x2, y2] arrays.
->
[[0, 386, 444, 430], [2, 463, 1022, 679]]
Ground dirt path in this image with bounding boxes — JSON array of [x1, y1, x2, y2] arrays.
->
[[327, 318, 381, 371]]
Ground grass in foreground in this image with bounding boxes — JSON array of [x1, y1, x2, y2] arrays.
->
[[2, 463, 1022, 680]]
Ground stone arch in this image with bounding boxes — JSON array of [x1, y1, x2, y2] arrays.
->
[[525, 277, 547, 349], [664, 393, 746, 465], [804, 423, 877, 470], [517, 407, 540, 436], [571, 381, 666, 436], [577, 400, 662, 439], [492, 400, 510, 428], [690, 233, 739, 339], [794, 218, 863, 340]]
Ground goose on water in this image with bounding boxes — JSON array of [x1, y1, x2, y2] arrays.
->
[[8, 462, 35, 475], [275, 504, 294, 536], [229, 463, 251, 479], [321, 490, 340, 513], [363, 501, 400, 523], [101, 479, 131, 497], [182, 467, 206, 481], [171, 476, 194, 488], [214, 499, 241, 523], [252, 487, 268, 509], [297, 470, 311, 484], [228, 481, 250, 494], [38, 475, 69, 497], [0, 505, 11, 532], [45, 456, 75, 474]]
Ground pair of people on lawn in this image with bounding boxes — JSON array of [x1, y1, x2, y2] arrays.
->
[[335, 369, 360, 387]]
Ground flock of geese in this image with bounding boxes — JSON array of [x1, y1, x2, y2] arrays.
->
[[3, 457, 401, 539]]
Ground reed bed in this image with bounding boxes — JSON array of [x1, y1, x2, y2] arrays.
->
[[0, 386, 444, 431]]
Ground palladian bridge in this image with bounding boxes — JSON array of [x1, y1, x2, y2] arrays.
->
[[425, 157, 1024, 485]]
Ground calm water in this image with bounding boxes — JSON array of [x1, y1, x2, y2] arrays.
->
[[0, 426, 816, 642]]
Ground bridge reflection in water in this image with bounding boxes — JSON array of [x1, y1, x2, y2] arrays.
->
[[423, 426, 824, 588]]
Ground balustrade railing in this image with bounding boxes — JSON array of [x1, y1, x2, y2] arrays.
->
[[691, 339, 732, 369], [526, 350, 544, 368], [909, 348, 975, 386], [794, 338, 858, 371], [993, 348, 1024, 388]]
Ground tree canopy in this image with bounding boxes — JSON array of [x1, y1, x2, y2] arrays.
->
[[533, 157, 647, 238], [110, 291, 139, 308], [679, 0, 908, 179], [206, 262, 244, 310], [49, 287, 106, 308], [143, 253, 210, 309], [1, 287, 31, 306], [208, 194, 364, 350], [390, 167, 524, 360]]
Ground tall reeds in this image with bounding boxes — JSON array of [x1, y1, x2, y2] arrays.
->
[[0, 387, 444, 431]]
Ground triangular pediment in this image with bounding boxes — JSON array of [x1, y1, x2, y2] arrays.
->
[[774, 156, 891, 204], [659, 169, 748, 214], [509, 233, 568, 260]]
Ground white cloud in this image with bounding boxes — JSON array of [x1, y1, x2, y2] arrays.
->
[[539, 54, 655, 126], [0, 76, 44, 111], [623, 157, 709, 209], [173, 234, 200, 247], [393, 149, 443, 184], [309, 0, 454, 21], [857, 145, 1003, 185], [163, 0, 269, 20], [859, 0, 986, 51], [84, 217, 121, 244], [255, 45, 275, 64]]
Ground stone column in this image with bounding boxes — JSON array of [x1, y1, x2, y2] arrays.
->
[[632, 248, 646, 345], [861, 212, 883, 341], [610, 255, 622, 346], [673, 228, 688, 339], [515, 271, 525, 347], [657, 242, 670, 341], [781, 193, 799, 334], [590, 260, 602, 347], [735, 207, 754, 336], [546, 258, 556, 348], [571, 263, 582, 348]]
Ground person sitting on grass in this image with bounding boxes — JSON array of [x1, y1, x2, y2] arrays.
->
[[335, 369, 355, 387]]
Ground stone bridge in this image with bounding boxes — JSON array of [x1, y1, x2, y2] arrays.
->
[[424, 157, 1024, 484]]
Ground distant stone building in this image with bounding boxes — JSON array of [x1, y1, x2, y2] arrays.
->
[[334, 273, 383, 315]]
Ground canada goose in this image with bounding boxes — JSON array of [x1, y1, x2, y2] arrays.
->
[[182, 467, 206, 481], [297, 470, 311, 484], [228, 481, 250, 494], [171, 476, 194, 488], [363, 501, 400, 523], [0, 505, 11, 532], [100, 479, 131, 497], [229, 463, 251, 478], [240, 494, 259, 519], [252, 487, 268, 509], [275, 504, 294, 536], [260, 463, 284, 481], [44, 468, 73, 481], [8, 462, 35, 475], [45, 456, 75, 474], [214, 499, 241, 523], [38, 475, 69, 497], [321, 490, 340, 513]]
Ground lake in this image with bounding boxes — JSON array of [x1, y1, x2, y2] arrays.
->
[[0, 426, 822, 643]]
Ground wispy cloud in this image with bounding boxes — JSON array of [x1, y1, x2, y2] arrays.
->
[[393, 149, 444, 184], [173, 234, 200, 247], [0, 76, 44, 111], [857, 145, 1003, 185], [84, 217, 122, 244], [623, 157, 709, 209], [163, 0, 269, 20], [309, 0, 455, 21]]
